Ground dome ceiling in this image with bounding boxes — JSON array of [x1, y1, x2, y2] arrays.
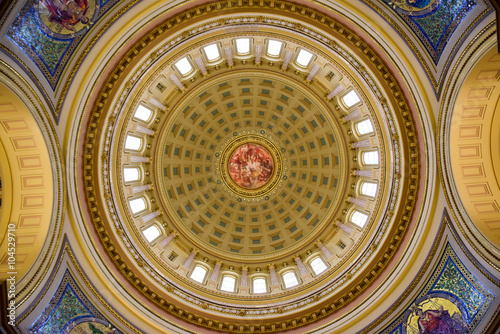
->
[[154, 71, 347, 260], [76, 2, 425, 332]]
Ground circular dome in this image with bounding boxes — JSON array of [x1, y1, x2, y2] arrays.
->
[[153, 71, 347, 260], [78, 2, 423, 332]]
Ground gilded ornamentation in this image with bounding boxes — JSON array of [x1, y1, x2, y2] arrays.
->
[[79, 1, 421, 332]]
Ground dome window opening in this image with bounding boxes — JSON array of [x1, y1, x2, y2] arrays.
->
[[123, 167, 141, 182], [190, 265, 208, 283], [202, 44, 221, 62], [356, 119, 374, 136], [220, 275, 236, 292], [125, 135, 143, 151], [295, 49, 313, 67], [360, 182, 378, 197], [252, 277, 267, 294], [282, 271, 299, 288], [362, 151, 379, 166], [267, 40, 283, 57], [309, 257, 327, 275], [174, 57, 193, 76], [342, 90, 361, 108], [142, 224, 161, 243], [351, 210, 368, 228], [129, 197, 147, 214], [134, 104, 153, 123], [235, 38, 250, 55]]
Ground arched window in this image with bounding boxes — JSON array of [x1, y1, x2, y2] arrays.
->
[[202, 44, 221, 62], [355, 119, 374, 135], [360, 182, 378, 197], [123, 167, 141, 182], [351, 210, 368, 228], [266, 40, 283, 57], [142, 224, 161, 243], [129, 197, 147, 214], [220, 275, 236, 292], [125, 135, 143, 151], [235, 38, 250, 55], [296, 49, 313, 67], [175, 57, 193, 76], [362, 151, 379, 166], [342, 90, 361, 108], [282, 271, 299, 288], [190, 265, 208, 283], [134, 104, 153, 123], [309, 257, 327, 275], [252, 277, 267, 294]]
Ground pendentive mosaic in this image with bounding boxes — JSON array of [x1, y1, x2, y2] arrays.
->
[[381, 0, 477, 64], [28, 269, 122, 334], [7, 0, 125, 90], [379, 242, 495, 334]]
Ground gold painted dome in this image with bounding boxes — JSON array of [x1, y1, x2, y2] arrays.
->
[[154, 71, 347, 260], [78, 2, 422, 332]]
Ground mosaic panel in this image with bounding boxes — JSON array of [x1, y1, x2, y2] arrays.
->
[[378, 243, 495, 334], [28, 269, 122, 334], [381, 0, 477, 64], [7, 0, 124, 90]]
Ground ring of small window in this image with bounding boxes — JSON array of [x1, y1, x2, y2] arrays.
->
[[281, 270, 300, 289], [142, 223, 163, 244], [360, 150, 379, 166], [169, 38, 324, 83], [123, 166, 143, 183], [358, 181, 378, 198], [308, 256, 328, 276], [265, 39, 284, 58], [173, 56, 195, 78], [233, 38, 252, 58], [251, 276, 268, 294], [189, 263, 210, 284], [341, 89, 362, 109], [354, 118, 374, 137], [128, 196, 149, 216], [349, 209, 369, 229], [219, 274, 238, 293], [293, 48, 314, 69], [124, 134, 144, 152], [133, 103, 155, 124], [201, 43, 223, 64]]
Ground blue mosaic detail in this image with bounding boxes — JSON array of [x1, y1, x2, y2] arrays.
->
[[8, 7, 72, 76], [38, 284, 92, 333], [29, 269, 123, 334], [432, 257, 487, 320], [376, 243, 495, 334], [6, 0, 128, 92], [380, 0, 477, 64], [410, 0, 473, 50]]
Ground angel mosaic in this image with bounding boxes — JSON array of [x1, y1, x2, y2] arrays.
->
[[36, 0, 97, 36], [406, 296, 468, 334]]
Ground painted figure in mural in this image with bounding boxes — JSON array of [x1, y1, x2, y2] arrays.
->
[[40, 0, 89, 32], [229, 144, 273, 189], [415, 306, 467, 334]]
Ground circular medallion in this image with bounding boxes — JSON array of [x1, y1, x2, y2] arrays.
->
[[216, 131, 285, 200], [228, 143, 274, 189]]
